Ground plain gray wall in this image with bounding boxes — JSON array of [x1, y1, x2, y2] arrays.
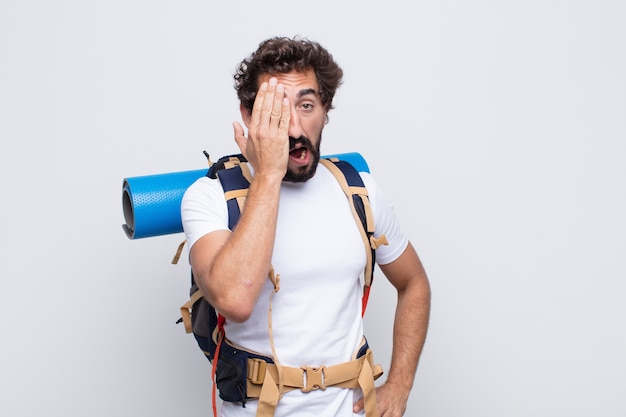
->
[[1, 1, 625, 416]]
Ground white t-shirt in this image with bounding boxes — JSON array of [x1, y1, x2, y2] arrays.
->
[[181, 162, 408, 417]]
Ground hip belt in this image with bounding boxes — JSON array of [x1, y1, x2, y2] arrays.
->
[[247, 348, 383, 417]]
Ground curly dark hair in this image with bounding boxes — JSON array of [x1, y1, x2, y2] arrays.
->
[[234, 36, 343, 113]]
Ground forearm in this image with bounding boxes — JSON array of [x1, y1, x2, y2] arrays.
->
[[386, 279, 431, 395], [196, 173, 282, 322]]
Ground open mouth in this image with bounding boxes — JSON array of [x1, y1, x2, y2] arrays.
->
[[288, 136, 312, 164], [289, 145, 309, 161]]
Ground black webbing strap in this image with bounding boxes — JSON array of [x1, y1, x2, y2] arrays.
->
[[217, 166, 250, 230], [322, 158, 378, 293]]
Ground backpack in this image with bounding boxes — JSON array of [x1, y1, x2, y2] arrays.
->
[[174, 153, 387, 414]]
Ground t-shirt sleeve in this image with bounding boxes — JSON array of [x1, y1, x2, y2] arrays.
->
[[361, 172, 409, 265], [180, 176, 230, 249]]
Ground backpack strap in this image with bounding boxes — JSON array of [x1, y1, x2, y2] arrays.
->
[[208, 154, 253, 229], [319, 158, 388, 315]]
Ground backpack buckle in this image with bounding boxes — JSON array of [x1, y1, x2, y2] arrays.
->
[[247, 358, 267, 385], [301, 365, 326, 393]]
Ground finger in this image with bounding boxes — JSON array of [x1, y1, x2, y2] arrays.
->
[[260, 77, 278, 127], [278, 97, 290, 137], [270, 82, 285, 123], [353, 397, 364, 413], [250, 80, 269, 129]]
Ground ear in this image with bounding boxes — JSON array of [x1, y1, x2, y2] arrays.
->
[[240, 104, 251, 127]]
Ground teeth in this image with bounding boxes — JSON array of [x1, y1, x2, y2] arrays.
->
[[290, 148, 307, 160]]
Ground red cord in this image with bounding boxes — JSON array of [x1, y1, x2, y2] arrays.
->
[[362, 286, 371, 317], [211, 316, 226, 417]]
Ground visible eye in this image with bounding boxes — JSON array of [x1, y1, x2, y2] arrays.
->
[[300, 102, 314, 112]]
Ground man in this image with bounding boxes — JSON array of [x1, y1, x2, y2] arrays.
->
[[181, 36, 430, 417]]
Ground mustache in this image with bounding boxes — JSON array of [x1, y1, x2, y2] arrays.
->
[[289, 135, 313, 150]]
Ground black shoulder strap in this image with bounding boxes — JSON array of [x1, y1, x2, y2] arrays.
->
[[207, 154, 251, 230], [319, 158, 388, 315]]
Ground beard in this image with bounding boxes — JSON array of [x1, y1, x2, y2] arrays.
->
[[283, 134, 322, 183]]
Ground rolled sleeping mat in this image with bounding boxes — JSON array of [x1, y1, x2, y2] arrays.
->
[[122, 152, 370, 239]]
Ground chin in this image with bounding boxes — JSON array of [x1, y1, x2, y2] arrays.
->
[[283, 163, 318, 183]]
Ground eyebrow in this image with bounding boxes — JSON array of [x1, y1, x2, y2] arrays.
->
[[297, 88, 318, 99]]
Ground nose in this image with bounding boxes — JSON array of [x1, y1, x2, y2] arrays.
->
[[287, 106, 303, 139]]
